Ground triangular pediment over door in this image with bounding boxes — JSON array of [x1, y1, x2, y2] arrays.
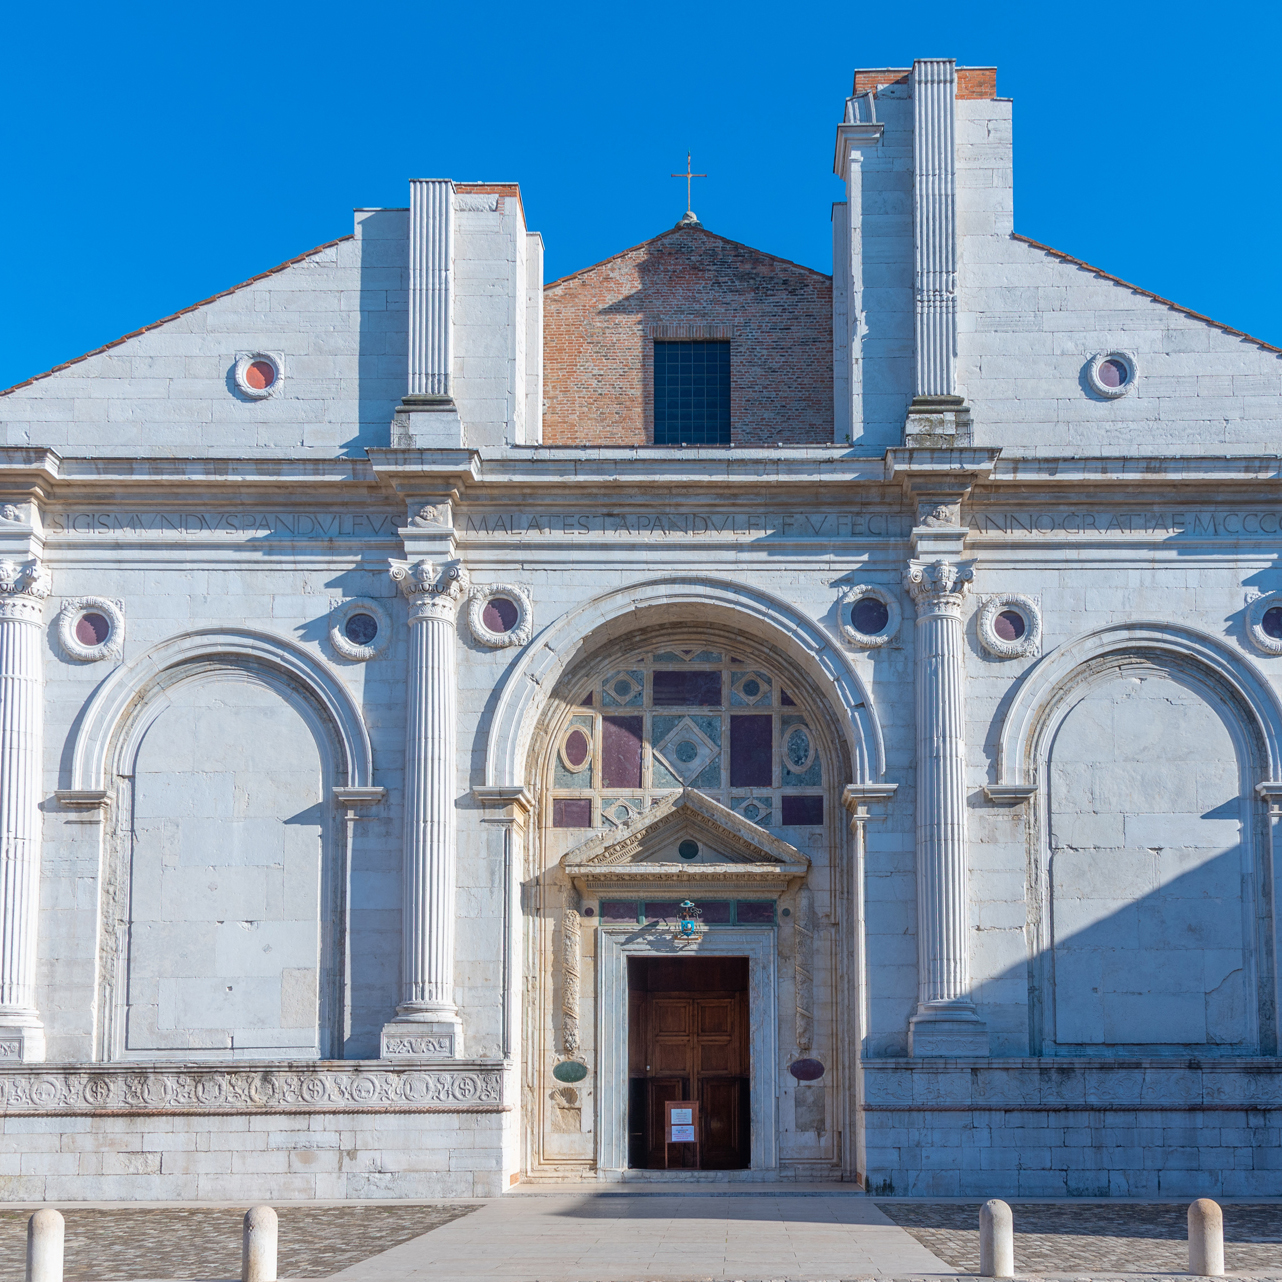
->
[[560, 788, 809, 897]]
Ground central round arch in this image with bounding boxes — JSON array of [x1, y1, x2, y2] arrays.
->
[[483, 576, 885, 791]]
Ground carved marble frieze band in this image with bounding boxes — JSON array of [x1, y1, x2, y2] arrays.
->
[[0, 1063, 506, 1116]]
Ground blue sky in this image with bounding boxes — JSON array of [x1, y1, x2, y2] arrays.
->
[[2, 0, 1279, 390]]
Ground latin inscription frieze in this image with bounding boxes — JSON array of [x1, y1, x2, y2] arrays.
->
[[48, 512, 399, 538]]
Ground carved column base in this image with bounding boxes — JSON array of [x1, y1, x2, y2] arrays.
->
[[904, 395, 972, 448], [908, 1002, 989, 1057], [381, 1015, 464, 1061], [0, 1014, 46, 1063]]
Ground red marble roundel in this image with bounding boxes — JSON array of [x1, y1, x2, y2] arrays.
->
[[245, 360, 277, 391]]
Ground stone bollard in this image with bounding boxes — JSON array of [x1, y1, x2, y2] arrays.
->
[[1189, 1198, 1225, 1277], [979, 1198, 1014, 1278], [242, 1205, 278, 1282], [26, 1208, 65, 1282]]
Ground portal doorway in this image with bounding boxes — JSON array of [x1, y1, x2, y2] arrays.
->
[[627, 956, 750, 1169]]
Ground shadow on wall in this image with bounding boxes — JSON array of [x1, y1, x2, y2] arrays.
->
[[351, 209, 409, 456], [965, 659, 1274, 1056]]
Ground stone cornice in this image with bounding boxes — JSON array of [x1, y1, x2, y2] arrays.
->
[[0, 1061, 507, 1116]]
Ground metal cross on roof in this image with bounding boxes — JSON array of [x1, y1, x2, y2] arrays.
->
[[671, 152, 707, 216]]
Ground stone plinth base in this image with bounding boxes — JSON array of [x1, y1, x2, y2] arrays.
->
[[903, 395, 973, 447], [381, 1019, 463, 1060], [391, 396, 464, 448], [0, 1019, 45, 1063], [908, 1007, 990, 1057]]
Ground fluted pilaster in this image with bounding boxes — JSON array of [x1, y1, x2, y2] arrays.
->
[[0, 559, 50, 1062], [383, 557, 468, 1059], [904, 557, 988, 1056], [408, 180, 454, 399]]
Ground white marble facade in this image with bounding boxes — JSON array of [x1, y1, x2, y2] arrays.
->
[[0, 59, 1278, 1200]]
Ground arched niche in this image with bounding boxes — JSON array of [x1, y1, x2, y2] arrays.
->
[[67, 630, 374, 1062], [992, 625, 1280, 1055]]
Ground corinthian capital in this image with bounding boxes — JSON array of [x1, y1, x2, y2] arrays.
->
[[389, 557, 469, 622], [904, 558, 973, 610], [0, 559, 51, 621]]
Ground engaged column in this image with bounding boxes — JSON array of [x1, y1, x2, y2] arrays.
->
[[904, 555, 989, 1056], [383, 556, 469, 1059], [0, 559, 50, 1061]]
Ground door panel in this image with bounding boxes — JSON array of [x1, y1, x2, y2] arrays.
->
[[629, 979, 750, 1170]]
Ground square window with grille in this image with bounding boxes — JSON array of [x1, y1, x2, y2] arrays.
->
[[653, 341, 730, 445]]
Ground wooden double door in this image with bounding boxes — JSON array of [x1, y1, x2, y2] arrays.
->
[[627, 957, 750, 1170]]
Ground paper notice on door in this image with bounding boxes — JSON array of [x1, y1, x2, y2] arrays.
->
[[671, 1108, 693, 1125], [670, 1123, 696, 1142]]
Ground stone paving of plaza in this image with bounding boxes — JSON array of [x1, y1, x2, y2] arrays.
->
[[0, 1193, 1278, 1280], [877, 1201, 1282, 1276]]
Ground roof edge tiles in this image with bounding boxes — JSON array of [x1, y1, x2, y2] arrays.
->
[[1013, 233, 1282, 356], [0, 235, 355, 398]]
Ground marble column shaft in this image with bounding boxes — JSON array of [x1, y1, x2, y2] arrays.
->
[[904, 557, 986, 1054], [388, 557, 468, 1054], [0, 559, 50, 1059]]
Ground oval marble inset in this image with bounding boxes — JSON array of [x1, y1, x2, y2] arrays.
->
[[563, 728, 591, 769], [552, 1060, 588, 1083], [788, 1058, 825, 1082]]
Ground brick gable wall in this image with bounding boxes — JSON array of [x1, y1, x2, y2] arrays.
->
[[542, 227, 833, 446]]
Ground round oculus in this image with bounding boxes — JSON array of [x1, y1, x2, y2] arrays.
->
[[678, 839, 700, 860], [329, 598, 391, 661], [1086, 350, 1138, 398], [466, 583, 533, 648], [57, 596, 124, 662], [1245, 592, 1282, 655], [838, 584, 901, 648], [978, 593, 1042, 660], [233, 352, 283, 399]]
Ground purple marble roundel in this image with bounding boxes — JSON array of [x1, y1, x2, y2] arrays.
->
[[788, 1058, 825, 1082], [482, 596, 519, 634]]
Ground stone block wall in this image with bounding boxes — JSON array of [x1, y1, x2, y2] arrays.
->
[[542, 227, 832, 447], [862, 1059, 1282, 1197]]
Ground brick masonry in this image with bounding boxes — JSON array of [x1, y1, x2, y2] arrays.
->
[[542, 226, 833, 446]]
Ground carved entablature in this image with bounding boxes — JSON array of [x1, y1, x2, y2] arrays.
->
[[388, 557, 470, 622], [0, 558, 51, 623], [561, 788, 809, 898], [0, 1062, 505, 1116]]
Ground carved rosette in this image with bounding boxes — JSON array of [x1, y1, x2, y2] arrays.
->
[[0, 560, 51, 623], [904, 558, 973, 618], [560, 908, 582, 1058], [389, 557, 470, 623]]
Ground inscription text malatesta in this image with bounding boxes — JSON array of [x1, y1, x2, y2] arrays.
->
[[44, 508, 1282, 541]]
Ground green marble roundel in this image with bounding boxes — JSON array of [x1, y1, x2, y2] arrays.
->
[[552, 1060, 588, 1083]]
